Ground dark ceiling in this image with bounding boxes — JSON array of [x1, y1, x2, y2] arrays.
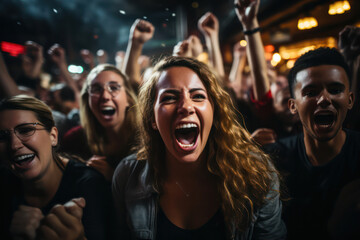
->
[[1, 0, 359, 68]]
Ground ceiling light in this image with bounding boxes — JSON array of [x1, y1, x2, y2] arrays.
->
[[328, 1, 351, 15], [297, 17, 318, 30]]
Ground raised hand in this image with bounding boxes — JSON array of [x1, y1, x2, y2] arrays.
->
[[48, 44, 67, 67], [22, 41, 44, 79], [87, 155, 114, 182], [80, 49, 95, 69], [96, 49, 108, 64], [188, 35, 203, 58], [173, 40, 192, 58], [234, 0, 260, 29], [38, 198, 86, 240], [130, 19, 155, 45], [339, 25, 360, 62], [198, 12, 219, 37], [10, 205, 44, 240]]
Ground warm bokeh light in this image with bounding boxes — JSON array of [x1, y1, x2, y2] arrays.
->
[[240, 40, 247, 47], [297, 17, 318, 30], [264, 45, 275, 52], [286, 60, 295, 69], [328, 1, 351, 15], [197, 52, 209, 64]]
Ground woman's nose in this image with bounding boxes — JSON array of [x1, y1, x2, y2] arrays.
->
[[177, 97, 195, 115]]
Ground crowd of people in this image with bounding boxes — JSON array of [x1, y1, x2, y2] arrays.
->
[[1, 0, 360, 239]]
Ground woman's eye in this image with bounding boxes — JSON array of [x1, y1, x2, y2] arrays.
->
[[160, 95, 177, 103], [17, 127, 34, 135], [193, 94, 206, 101]]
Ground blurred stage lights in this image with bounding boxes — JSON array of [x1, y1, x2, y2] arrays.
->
[[328, 1, 351, 15], [297, 17, 318, 30], [68, 65, 83, 74]]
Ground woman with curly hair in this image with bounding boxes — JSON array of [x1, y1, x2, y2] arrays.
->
[[61, 64, 138, 181], [112, 56, 286, 239]]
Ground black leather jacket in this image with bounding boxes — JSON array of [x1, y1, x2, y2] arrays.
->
[[112, 154, 286, 240]]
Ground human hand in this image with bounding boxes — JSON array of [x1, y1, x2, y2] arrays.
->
[[115, 51, 125, 69], [22, 41, 44, 78], [251, 128, 277, 145], [233, 41, 247, 58], [173, 40, 192, 58], [10, 205, 44, 240], [188, 35, 203, 58], [48, 44, 67, 67], [130, 19, 155, 45], [96, 49, 108, 64], [38, 198, 86, 240], [339, 25, 360, 62], [87, 155, 114, 182], [234, 0, 260, 29], [198, 12, 219, 37], [80, 49, 95, 67]]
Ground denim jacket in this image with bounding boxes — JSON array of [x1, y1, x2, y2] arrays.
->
[[112, 154, 286, 240]]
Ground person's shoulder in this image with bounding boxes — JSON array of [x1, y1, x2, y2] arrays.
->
[[263, 133, 301, 154], [65, 158, 106, 182], [345, 128, 360, 142], [114, 153, 147, 178], [113, 153, 153, 198]]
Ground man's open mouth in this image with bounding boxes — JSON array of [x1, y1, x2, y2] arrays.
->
[[101, 106, 116, 116], [314, 112, 336, 128], [175, 123, 199, 149]]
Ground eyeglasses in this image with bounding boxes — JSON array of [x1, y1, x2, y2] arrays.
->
[[0, 122, 47, 142], [88, 82, 123, 98]]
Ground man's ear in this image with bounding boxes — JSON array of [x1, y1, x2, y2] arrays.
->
[[50, 127, 58, 146], [348, 92, 355, 110], [288, 98, 298, 114]]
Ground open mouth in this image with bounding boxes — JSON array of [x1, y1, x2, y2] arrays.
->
[[313, 112, 336, 128], [101, 106, 116, 116], [12, 153, 35, 166], [175, 123, 199, 149]]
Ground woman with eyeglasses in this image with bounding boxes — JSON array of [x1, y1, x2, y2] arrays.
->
[[112, 56, 286, 239], [61, 64, 139, 181], [0, 95, 117, 239]]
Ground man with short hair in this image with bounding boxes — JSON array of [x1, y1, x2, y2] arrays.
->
[[265, 47, 360, 240]]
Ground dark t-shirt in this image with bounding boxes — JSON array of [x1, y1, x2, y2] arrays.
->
[[264, 129, 360, 240], [0, 159, 118, 240], [156, 207, 226, 240]]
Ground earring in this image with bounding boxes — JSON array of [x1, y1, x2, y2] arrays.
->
[[152, 123, 158, 130]]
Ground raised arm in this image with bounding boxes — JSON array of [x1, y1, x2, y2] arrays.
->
[[122, 19, 155, 88], [198, 12, 225, 79], [234, 0, 270, 101], [48, 44, 80, 103], [0, 51, 21, 97], [22, 41, 44, 79], [339, 25, 360, 97], [228, 42, 249, 99]]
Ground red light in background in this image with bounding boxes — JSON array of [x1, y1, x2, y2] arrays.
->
[[1, 41, 25, 57], [264, 44, 275, 52]]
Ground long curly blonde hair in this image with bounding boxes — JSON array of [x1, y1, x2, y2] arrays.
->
[[80, 64, 138, 158], [137, 56, 278, 232]]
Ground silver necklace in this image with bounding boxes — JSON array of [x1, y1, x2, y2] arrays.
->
[[175, 181, 190, 198]]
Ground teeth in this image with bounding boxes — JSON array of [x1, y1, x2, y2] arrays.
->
[[176, 123, 197, 129], [14, 154, 34, 162], [178, 142, 195, 148], [101, 106, 115, 111]]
